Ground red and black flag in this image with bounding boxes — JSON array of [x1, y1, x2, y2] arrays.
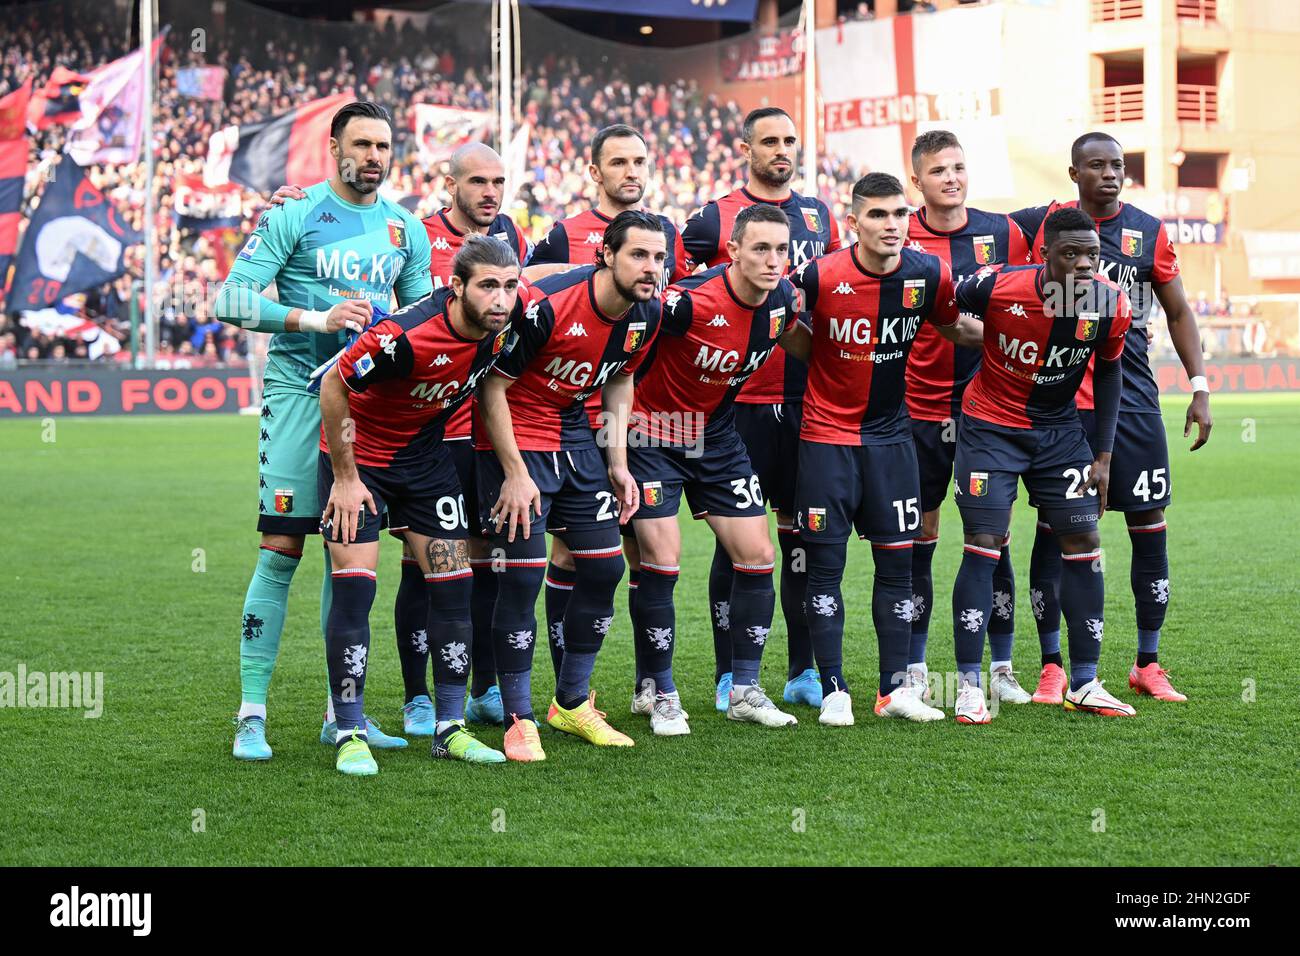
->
[[27, 67, 90, 130], [206, 92, 354, 194], [0, 77, 33, 304]]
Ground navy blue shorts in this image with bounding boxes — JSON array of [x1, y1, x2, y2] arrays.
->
[[628, 427, 766, 521], [318, 447, 468, 544], [477, 445, 620, 537], [911, 417, 959, 513], [734, 401, 801, 515], [593, 428, 637, 539], [794, 439, 921, 545], [954, 415, 1100, 537], [1079, 409, 1171, 513]]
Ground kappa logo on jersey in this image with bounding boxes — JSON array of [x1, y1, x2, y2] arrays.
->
[[377, 332, 398, 358], [431, 236, 451, 251], [355, 352, 376, 376], [642, 481, 663, 506], [1121, 228, 1143, 258], [566, 323, 589, 337], [492, 327, 510, 354], [708, 314, 729, 327], [903, 278, 926, 309], [793, 260, 812, 281], [807, 507, 826, 531], [387, 220, 407, 248], [237, 234, 262, 261], [969, 472, 989, 497], [316, 212, 339, 224], [1006, 302, 1027, 318], [525, 301, 541, 325], [625, 321, 647, 352], [833, 282, 853, 294], [973, 235, 996, 265], [1075, 312, 1099, 341], [429, 353, 452, 367], [769, 305, 786, 338], [585, 231, 603, 244], [274, 489, 293, 513], [800, 207, 823, 233], [907, 240, 925, 252], [665, 289, 683, 313]]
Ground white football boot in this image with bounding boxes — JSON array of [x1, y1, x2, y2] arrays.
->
[[649, 690, 691, 736], [818, 678, 854, 727], [1064, 678, 1136, 717], [954, 680, 992, 724], [727, 684, 798, 727], [989, 665, 1032, 705], [631, 677, 656, 716], [874, 682, 945, 722]]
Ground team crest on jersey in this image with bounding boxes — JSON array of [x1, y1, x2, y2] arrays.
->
[[807, 507, 826, 532], [1075, 312, 1099, 341], [1121, 228, 1143, 258], [903, 278, 926, 309], [643, 481, 663, 506], [769, 305, 786, 338], [800, 207, 823, 233], [274, 489, 294, 514], [969, 472, 989, 497], [972, 235, 996, 265], [387, 219, 407, 248], [624, 321, 647, 352], [492, 328, 510, 354]]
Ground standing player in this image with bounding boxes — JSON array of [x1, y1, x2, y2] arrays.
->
[[786, 173, 970, 727], [524, 124, 689, 693], [628, 203, 800, 734], [950, 207, 1135, 722], [682, 106, 841, 711], [217, 101, 432, 760], [477, 211, 665, 761], [902, 130, 1033, 705], [317, 237, 525, 775], [1011, 133, 1212, 703], [268, 142, 530, 731]]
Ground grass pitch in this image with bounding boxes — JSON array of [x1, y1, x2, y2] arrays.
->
[[1, 394, 1297, 866]]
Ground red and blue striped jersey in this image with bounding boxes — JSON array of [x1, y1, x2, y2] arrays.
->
[[957, 265, 1131, 430], [683, 187, 842, 404], [791, 245, 957, 446], [483, 266, 662, 452], [325, 286, 524, 468], [1010, 199, 1178, 413], [632, 264, 798, 447], [904, 206, 1031, 422]]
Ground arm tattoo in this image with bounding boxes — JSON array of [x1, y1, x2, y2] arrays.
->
[[426, 538, 469, 574]]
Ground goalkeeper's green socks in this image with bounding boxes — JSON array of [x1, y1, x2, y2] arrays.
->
[[237, 544, 302, 716]]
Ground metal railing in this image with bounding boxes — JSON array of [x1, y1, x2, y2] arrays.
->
[[1176, 83, 1218, 124], [1176, 0, 1218, 25], [1092, 84, 1145, 123], [1092, 0, 1144, 23]]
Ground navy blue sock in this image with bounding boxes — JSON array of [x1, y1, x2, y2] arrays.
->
[[395, 558, 430, 703], [872, 542, 913, 696], [1129, 520, 1169, 666], [326, 569, 377, 736], [708, 542, 733, 682], [636, 562, 679, 694], [427, 567, 473, 724], [909, 535, 938, 666], [627, 568, 643, 688], [952, 544, 999, 688], [492, 553, 547, 719], [469, 559, 498, 698], [729, 560, 776, 688], [558, 545, 624, 707], [1029, 521, 1064, 663], [804, 540, 848, 697], [777, 526, 814, 678], [544, 561, 576, 681], [1060, 547, 1105, 690], [988, 540, 1016, 665]]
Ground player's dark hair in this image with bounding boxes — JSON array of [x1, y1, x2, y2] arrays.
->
[[591, 124, 647, 166], [596, 210, 664, 269], [742, 107, 794, 144], [452, 234, 520, 285], [911, 129, 962, 173], [1071, 131, 1122, 165], [731, 202, 790, 245], [1043, 207, 1098, 248], [851, 172, 907, 207], [330, 101, 393, 141]]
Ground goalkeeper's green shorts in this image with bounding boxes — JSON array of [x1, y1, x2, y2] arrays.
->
[[256, 387, 324, 536]]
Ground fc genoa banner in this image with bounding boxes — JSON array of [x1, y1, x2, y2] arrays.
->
[[816, 4, 1014, 200]]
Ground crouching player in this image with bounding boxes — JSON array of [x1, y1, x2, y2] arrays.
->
[[317, 236, 530, 775], [477, 210, 665, 760], [628, 202, 801, 735], [785, 172, 976, 727], [949, 207, 1136, 723]]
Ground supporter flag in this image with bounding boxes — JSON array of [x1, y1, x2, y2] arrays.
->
[[412, 104, 493, 169], [205, 91, 354, 193], [26, 67, 90, 130], [0, 78, 33, 305], [66, 34, 168, 166], [174, 173, 243, 232], [176, 66, 227, 101], [6, 154, 141, 311]]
